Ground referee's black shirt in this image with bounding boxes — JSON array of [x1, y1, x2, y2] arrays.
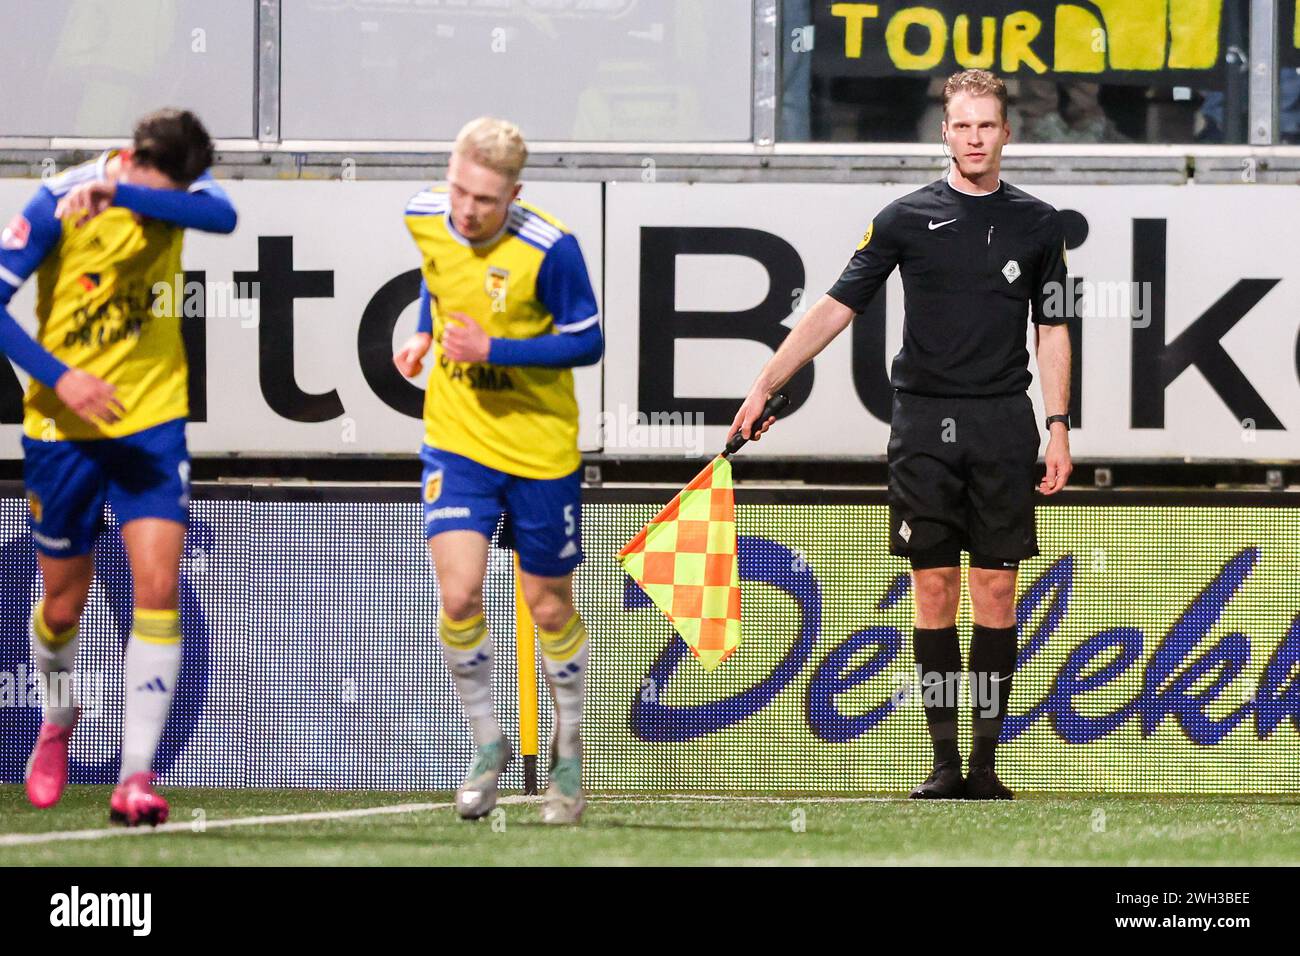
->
[[828, 178, 1068, 397]]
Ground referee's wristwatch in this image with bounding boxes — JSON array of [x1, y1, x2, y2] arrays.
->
[[1045, 414, 1071, 432]]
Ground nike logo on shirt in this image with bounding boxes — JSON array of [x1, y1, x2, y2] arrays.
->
[[928, 218, 958, 230]]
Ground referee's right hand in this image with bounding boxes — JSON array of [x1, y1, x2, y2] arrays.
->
[[394, 332, 432, 377], [729, 385, 777, 444]]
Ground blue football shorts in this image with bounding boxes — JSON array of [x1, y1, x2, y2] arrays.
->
[[419, 445, 582, 578], [22, 417, 190, 557]]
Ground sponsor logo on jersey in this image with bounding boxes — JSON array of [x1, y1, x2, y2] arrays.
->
[[1, 214, 30, 250], [439, 354, 516, 391], [62, 281, 156, 349], [1002, 260, 1021, 283]]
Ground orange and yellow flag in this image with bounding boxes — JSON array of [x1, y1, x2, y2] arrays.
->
[[616, 455, 741, 671]]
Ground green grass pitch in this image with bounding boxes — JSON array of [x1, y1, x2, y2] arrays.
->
[[1, 786, 1297, 866]]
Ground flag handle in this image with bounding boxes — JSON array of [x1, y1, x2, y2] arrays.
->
[[722, 393, 790, 458], [514, 554, 540, 795]]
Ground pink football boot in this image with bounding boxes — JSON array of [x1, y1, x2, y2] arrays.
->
[[109, 771, 170, 827], [25, 712, 77, 809]]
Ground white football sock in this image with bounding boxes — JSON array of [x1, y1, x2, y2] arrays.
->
[[30, 602, 80, 729], [439, 611, 502, 747], [538, 614, 589, 761], [120, 609, 182, 782]]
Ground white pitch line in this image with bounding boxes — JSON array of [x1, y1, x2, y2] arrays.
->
[[601, 794, 901, 804], [0, 795, 542, 847], [0, 793, 899, 848]]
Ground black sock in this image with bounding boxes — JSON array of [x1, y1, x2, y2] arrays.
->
[[969, 623, 1018, 768], [912, 626, 962, 766]]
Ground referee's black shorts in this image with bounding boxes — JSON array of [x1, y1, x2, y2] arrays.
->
[[887, 390, 1040, 570]]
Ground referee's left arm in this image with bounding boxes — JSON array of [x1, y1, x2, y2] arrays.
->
[[1034, 212, 1072, 495]]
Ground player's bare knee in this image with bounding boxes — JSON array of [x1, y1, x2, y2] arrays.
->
[[970, 573, 1016, 612], [40, 597, 85, 635], [441, 588, 483, 623], [40, 576, 90, 632], [532, 603, 574, 635], [529, 595, 574, 634], [913, 569, 960, 617]]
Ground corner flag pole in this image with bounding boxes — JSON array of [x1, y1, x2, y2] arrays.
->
[[514, 554, 539, 795]]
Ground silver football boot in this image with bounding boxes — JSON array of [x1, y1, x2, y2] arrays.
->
[[541, 749, 586, 825], [456, 737, 513, 820]]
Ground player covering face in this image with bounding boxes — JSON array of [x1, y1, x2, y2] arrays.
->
[[0, 109, 238, 824], [394, 117, 603, 825]]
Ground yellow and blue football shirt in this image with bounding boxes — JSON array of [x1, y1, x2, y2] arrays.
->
[[404, 189, 600, 480], [0, 151, 230, 441]]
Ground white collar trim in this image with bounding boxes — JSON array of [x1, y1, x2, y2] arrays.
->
[[445, 210, 511, 248], [946, 171, 1002, 197]]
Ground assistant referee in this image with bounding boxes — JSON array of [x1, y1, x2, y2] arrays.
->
[[731, 70, 1073, 800]]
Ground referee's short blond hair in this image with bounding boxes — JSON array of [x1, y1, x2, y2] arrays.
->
[[942, 69, 1009, 122], [454, 117, 528, 180]]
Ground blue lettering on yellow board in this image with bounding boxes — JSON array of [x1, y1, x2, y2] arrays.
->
[[627, 536, 820, 742], [805, 573, 909, 743], [1139, 549, 1257, 744], [1255, 614, 1300, 738], [1001, 554, 1075, 739], [625, 541, 1300, 747]]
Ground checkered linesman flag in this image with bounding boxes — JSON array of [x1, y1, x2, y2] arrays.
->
[[616, 394, 789, 671]]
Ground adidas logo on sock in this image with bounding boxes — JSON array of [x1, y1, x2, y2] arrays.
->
[[135, 677, 169, 693]]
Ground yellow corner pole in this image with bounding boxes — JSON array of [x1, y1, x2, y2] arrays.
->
[[514, 554, 539, 794]]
